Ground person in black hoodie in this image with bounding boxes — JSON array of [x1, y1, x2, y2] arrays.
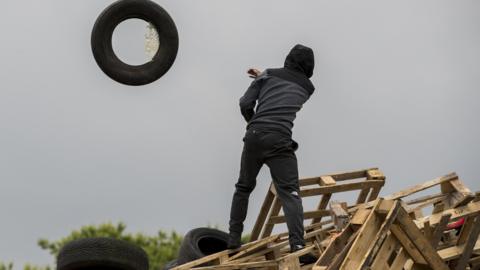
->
[[228, 44, 318, 264]]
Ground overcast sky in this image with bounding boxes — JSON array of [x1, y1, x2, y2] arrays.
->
[[1, 0, 479, 267]]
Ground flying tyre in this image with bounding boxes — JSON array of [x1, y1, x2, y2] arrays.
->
[[177, 228, 229, 265], [57, 238, 149, 270], [91, 0, 179, 86]]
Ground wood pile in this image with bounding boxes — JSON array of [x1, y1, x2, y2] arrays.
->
[[172, 168, 480, 270]]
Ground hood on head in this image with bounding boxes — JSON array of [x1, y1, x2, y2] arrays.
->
[[284, 44, 315, 78]]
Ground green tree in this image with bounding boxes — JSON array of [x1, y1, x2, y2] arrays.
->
[[0, 261, 52, 270], [0, 262, 13, 270], [38, 222, 182, 270], [22, 264, 51, 270]]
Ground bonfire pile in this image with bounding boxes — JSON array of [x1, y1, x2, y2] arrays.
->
[[171, 168, 480, 270]]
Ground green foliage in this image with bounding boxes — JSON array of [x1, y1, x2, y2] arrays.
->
[[241, 234, 250, 244], [23, 264, 51, 270], [0, 262, 13, 270], [37, 222, 182, 270], [0, 262, 51, 270]]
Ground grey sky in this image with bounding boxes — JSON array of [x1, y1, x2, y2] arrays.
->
[[1, 0, 479, 266]]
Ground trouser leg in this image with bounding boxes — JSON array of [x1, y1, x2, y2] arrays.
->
[[229, 143, 263, 235], [266, 151, 305, 249]]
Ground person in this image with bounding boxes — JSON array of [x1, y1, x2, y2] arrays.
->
[[227, 44, 318, 264]]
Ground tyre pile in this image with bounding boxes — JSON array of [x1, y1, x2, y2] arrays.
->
[[56, 228, 230, 270]]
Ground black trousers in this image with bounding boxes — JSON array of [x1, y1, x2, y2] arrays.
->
[[229, 127, 305, 249]]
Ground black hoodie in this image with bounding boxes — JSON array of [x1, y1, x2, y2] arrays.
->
[[239, 44, 315, 136]]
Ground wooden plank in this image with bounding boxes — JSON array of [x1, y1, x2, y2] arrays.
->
[[356, 187, 371, 204], [329, 168, 373, 181], [361, 200, 402, 268], [389, 248, 410, 270], [303, 220, 333, 235], [457, 216, 475, 245], [190, 260, 278, 270], [370, 233, 398, 270], [356, 169, 383, 204], [407, 197, 447, 215], [367, 184, 383, 202], [298, 168, 374, 186], [226, 235, 280, 261], [319, 176, 336, 186], [438, 238, 480, 261], [276, 246, 317, 270], [310, 194, 332, 224], [225, 242, 287, 265], [423, 220, 433, 242], [304, 227, 331, 240], [452, 193, 476, 208], [173, 250, 231, 270], [269, 209, 330, 224], [324, 231, 359, 270], [345, 173, 457, 212], [384, 173, 458, 200], [452, 216, 480, 270], [394, 207, 449, 270], [310, 177, 335, 225], [444, 191, 471, 209], [173, 235, 280, 270], [441, 178, 472, 195], [261, 197, 282, 239], [475, 192, 480, 202], [264, 246, 282, 262], [315, 225, 358, 267], [430, 214, 451, 248], [299, 181, 385, 197], [405, 193, 447, 205], [376, 199, 396, 214], [278, 257, 301, 270], [432, 202, 445, 214], [330, 201, 349, 231], [469, 256, 480, 270], [390, 225, 427, 264], [282, 245, 316, 260], [350, 207, 371, 225], [415, 200, 480, 229], [339, 199, 394, 269], [251, 184, 275, 241], [410, 209, 423, 219], [366, 169, 385, 180]]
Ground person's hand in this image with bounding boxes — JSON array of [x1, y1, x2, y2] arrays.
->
[[247, 68, 262, 78]]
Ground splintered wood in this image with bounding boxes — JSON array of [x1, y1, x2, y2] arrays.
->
[[171, 169, 480, 270]]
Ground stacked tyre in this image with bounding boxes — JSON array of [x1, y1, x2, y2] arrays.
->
[[176, 228, 229, 265], [164, 228, 230, 269], [57, 238, 149, 270], [56, 228, 231, 270]]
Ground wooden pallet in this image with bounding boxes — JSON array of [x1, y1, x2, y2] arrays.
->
[[171, 169, 479, 270], [314, 198, 480, 270], [313, 172, 480, 270], [250, 168, 386, 241]]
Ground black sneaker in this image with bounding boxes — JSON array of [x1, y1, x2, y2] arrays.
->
[[291, 245, 318, 265], [227, 233, 242, 249]]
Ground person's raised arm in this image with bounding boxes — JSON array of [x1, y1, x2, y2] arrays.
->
[[239, 68, 263, 122]]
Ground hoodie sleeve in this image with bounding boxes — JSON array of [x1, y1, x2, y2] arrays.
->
[[239, 75, 263, 122]]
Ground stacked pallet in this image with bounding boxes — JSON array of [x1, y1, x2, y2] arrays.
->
[[171, 168, 480, 270]]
